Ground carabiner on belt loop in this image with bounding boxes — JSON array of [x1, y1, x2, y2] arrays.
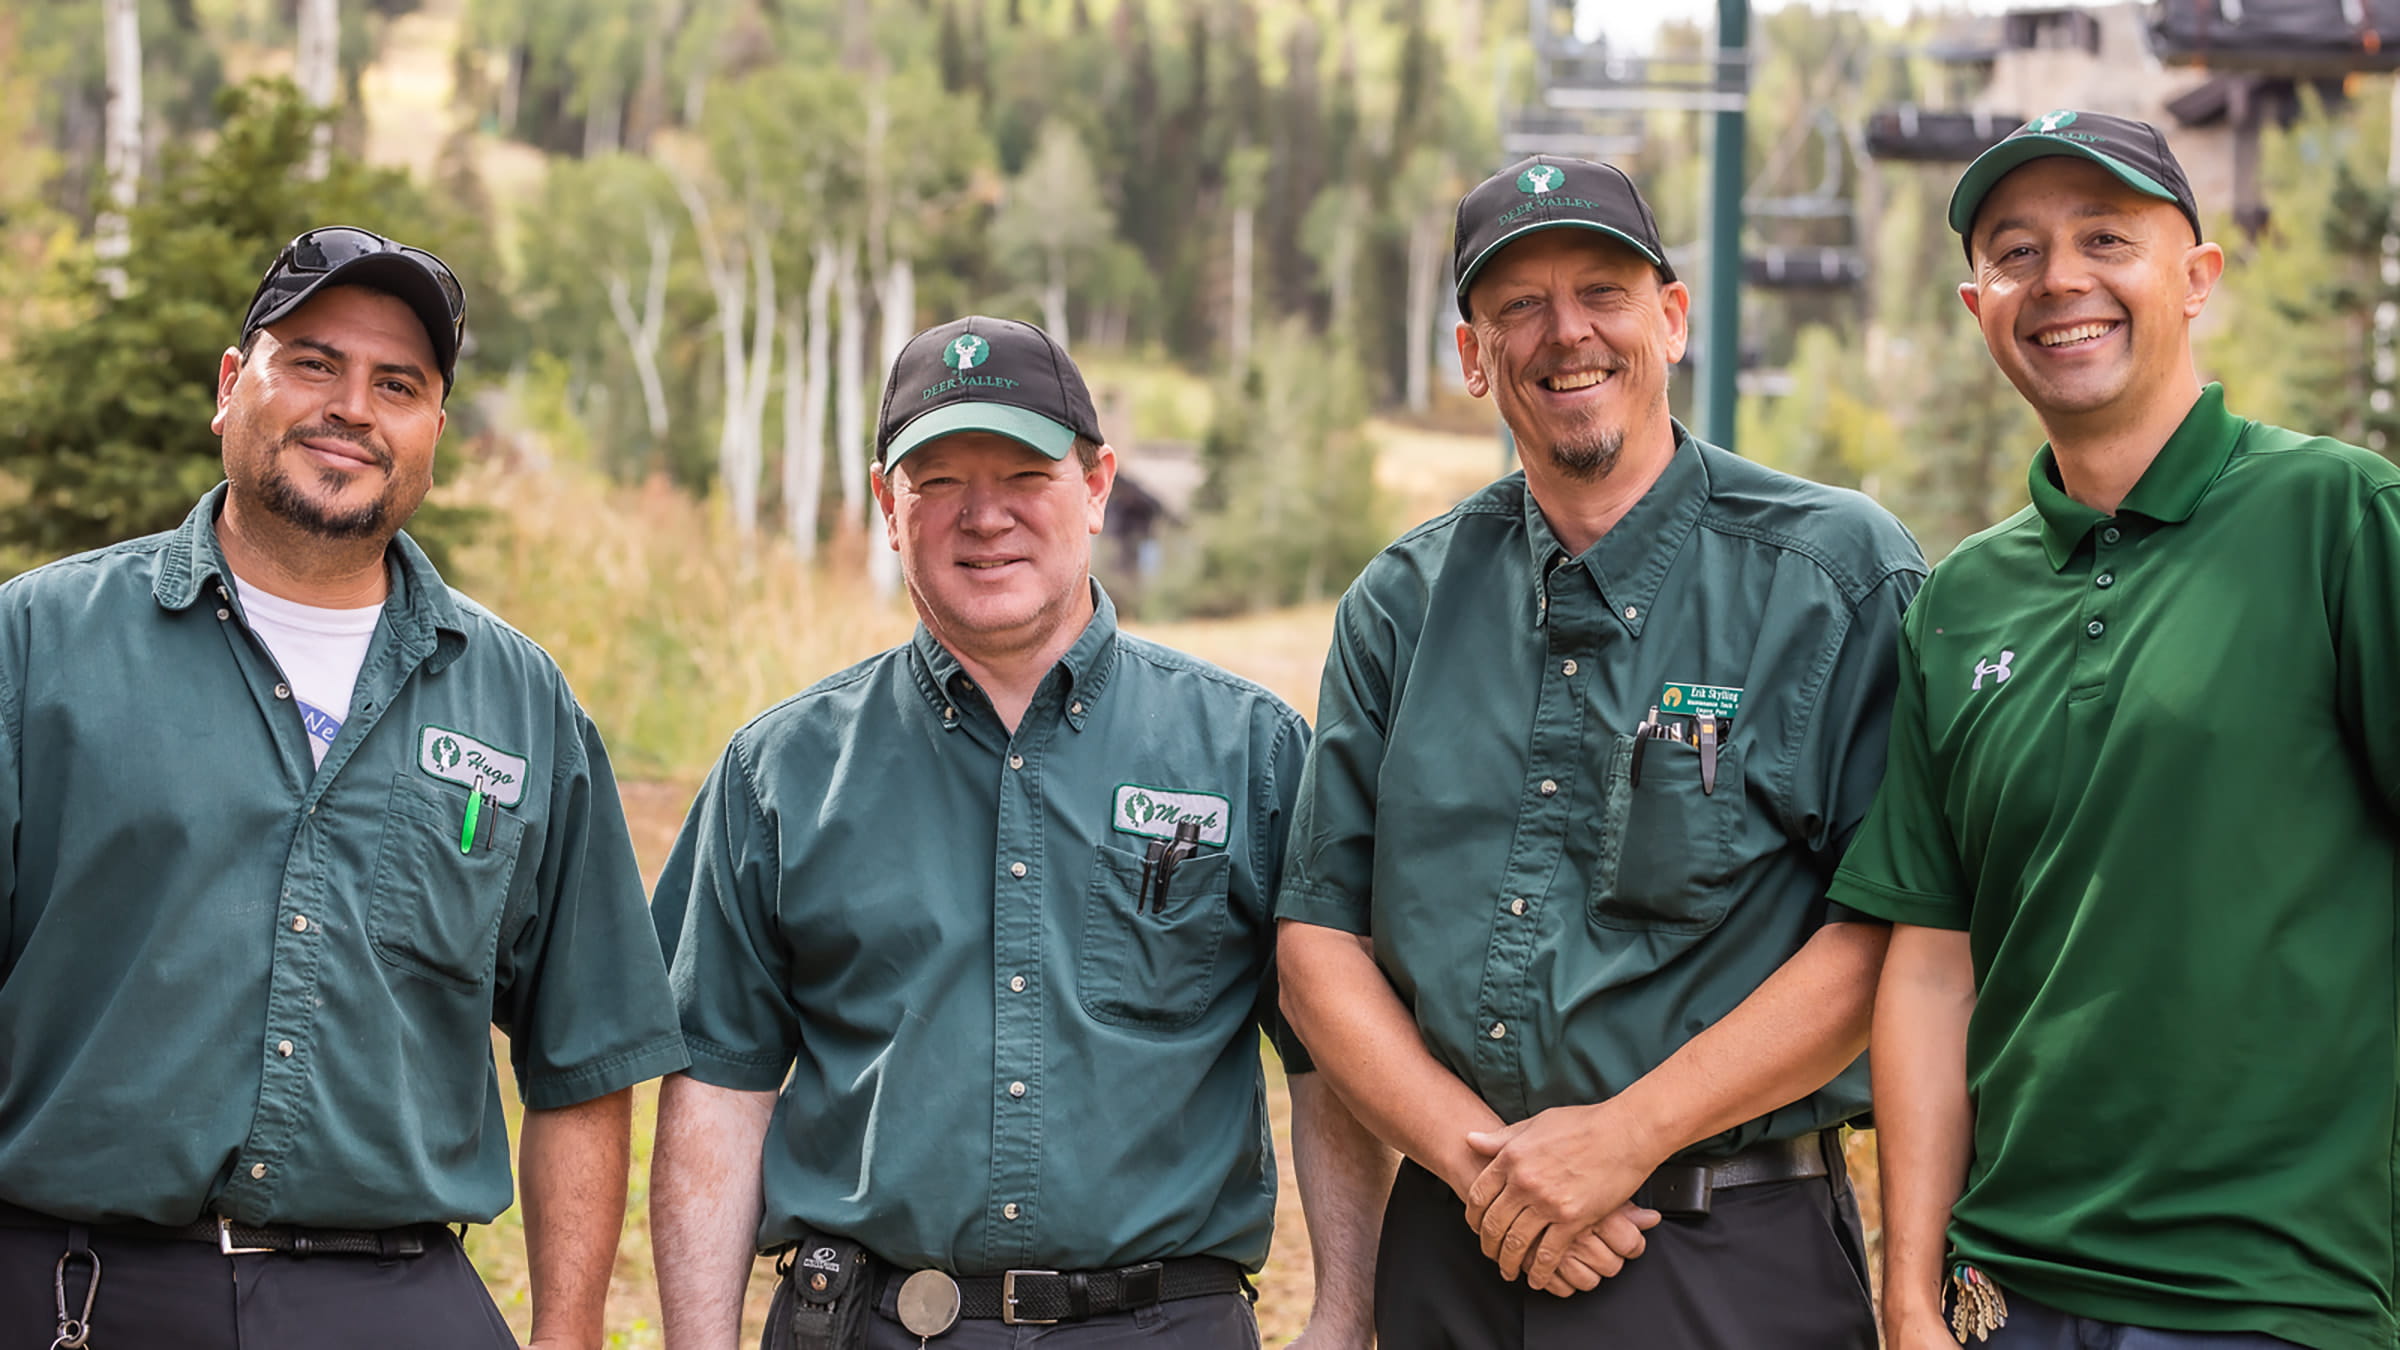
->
[[51, 1239, 99, 1350]]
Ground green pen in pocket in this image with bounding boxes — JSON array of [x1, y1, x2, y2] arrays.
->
[[460, 773, 486, 854]]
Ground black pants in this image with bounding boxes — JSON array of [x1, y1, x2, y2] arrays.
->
[[0, 1222, 517, 1350], [761, 1267, 1262, 1349], [1372, 1158, 1876, 1350]]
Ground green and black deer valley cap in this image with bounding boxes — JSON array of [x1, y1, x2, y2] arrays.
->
[[1949, 109, 2202, 246], [876, 315, 1106, 467], [1453, 155, 1676, 317]]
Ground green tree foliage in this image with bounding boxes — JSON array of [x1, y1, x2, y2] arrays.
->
[[0, 80, 491, 571], [1169, 318, 1390, 617]]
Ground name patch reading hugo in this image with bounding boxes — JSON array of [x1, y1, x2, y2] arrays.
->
[[1112, 784, 1232, 847], [1659, 682, 1743, 721], [418, 725, 530, 807]]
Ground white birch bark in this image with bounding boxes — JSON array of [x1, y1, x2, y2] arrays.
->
[[731, 226, 777, 536], [670, 165, 770, 536], [792, 239, 836, 554], [96, 0, 141, 295], [296, 0, 338, 179], [781, 311, 821, 559], [869, 256, 914, 596], [1405, 207, 1445, 413], [833, 240, 867, 529], [602, 213, 674, 445]]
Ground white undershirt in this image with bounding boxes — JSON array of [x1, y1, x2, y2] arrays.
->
[[233, 577, 383, 767]]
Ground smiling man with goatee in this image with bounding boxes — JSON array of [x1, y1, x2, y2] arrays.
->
[[1836, 111, 2400, 1350], [1274, 156, 1925, 1349]]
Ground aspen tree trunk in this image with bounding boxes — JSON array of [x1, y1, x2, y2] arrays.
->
[[602, 213, 675, 448], [96, 0, 141, 296], [796, 238, 837, 555], [833, 240, 868, 530], [296, 0, 338, 179], [781, 311, 822, 559], [1405, 207, 1445, 413], [869, 257, 914, 596]]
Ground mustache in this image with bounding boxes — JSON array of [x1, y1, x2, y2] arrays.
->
[[1527, 355, 1625, 382], [283, 424, 392, 470]]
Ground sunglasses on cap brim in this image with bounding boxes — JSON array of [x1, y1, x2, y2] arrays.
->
[[249, 227, 466, 340]]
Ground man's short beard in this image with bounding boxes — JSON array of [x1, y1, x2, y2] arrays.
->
[[252, 425, 399, 539], [1543, 428, 1624, 482]]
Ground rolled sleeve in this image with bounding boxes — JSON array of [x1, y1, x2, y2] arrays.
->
[[1826, 613, 1971, 931], [1275, 588, 1392, 937], [653, 735, 800, 1092], [500, 706, 690, 1109]]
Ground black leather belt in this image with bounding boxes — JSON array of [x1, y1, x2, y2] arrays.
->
[[0, 1200, 435, 1258], [1631, 1131, 1837, 1218], [905, 1256, 1249, 1325]]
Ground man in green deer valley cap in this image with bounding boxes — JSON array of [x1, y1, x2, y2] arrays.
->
[[1836, 110, 2400, 1350], [1275, 156, 1926, 1349], [0, 226, 687, 1349], [649, 315, 1392, 1350]]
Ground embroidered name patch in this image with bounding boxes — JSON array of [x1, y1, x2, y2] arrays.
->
[[418, 725, 530, 807], [1112, 784, 1231, 847]]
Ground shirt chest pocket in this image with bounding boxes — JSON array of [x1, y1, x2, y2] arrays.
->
[[1075, 842, 1235, 1031], [1590, 732, 1746, 933], [369, 777, 528, 991]]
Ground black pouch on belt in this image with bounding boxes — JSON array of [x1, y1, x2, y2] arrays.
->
[[766, 1231, 872, 1350]]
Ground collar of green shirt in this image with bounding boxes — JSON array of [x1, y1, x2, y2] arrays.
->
[[148, 482, 471, 674], [1520, 422, 1710, 639], [2029, 383, 2244, 571], [908, 578, 1123, 732]]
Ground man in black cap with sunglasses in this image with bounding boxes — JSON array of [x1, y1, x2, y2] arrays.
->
[[0, 226, 687, 1348], [1836, 111, 2400, 1350], [1276, 158, 1925, 1348], [648, 315, 1391, 1350]]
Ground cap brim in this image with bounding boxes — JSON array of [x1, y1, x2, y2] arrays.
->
[[250, 254, 459, 388], [1948, 136, 2179, 236], [1455, 220, 1671, 315], [882, 401, 1079, 467]]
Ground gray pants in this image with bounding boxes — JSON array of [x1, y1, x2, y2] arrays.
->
[[762, 1269, 1261, 1349], [1985, 1290, 2302, 1349], [0, 1220, 515, 1350]]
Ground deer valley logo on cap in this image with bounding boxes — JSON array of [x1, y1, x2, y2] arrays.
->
[[944, 334, 990, 371], [1518, 165, 1564, 194], [2031, 109, 2078, 133], [418, 724, 529, 806]]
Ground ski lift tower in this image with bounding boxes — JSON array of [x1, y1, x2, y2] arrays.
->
[[1520, 0, 1750, 449]]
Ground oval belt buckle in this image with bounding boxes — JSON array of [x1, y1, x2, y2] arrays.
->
[[897, 1269, 962, 1341]]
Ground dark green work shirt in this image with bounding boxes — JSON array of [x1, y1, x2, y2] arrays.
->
[[1278, 431, 1924, 1148], [0, 487, 687, 1228], [652, 586, 1305, 1273], [1830, 387, 2400, 1350]]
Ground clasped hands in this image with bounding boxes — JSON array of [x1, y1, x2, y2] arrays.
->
[[1455, 1101, 1665, 1298]]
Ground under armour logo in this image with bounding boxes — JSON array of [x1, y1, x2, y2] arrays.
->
[[1972, 651, 2015, 691]]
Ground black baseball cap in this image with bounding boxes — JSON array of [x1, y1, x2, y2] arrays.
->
[[1452, 156, 1676, 318], [240, 226, 466, 396], [1949, 110, 2202, 249], [876, 316, 1105, 468]]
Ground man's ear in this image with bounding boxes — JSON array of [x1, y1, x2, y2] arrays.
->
[[210, 347, 243, 435], [871, 462, 901, 552], [1958, 281, 1982, 321], [1456, 321, 1489, 398]]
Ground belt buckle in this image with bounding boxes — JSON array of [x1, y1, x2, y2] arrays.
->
[[1000, 1269, 1059, 1325], [217, 1217, 274, 1256]]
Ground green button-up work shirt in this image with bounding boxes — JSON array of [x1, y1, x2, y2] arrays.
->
[[1279, 432, 1924, 1150], [1830, 387, 2400, 1350], [653, 586, 1306, 1273], [0, 487, 688, 1228]]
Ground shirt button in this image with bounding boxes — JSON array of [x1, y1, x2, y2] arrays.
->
[[1509, 898, 1526, 917], [1009, 975, 1027, 993], [1003, 1203, 1021, 1220], [2101, 526, 2122, 545], [1008, 1081, 1026, 1098], [943, 706, 957, 721], [291, 914, 310, 932], [1561, 659, 1578, 676], [2087, 620, 2106, 638], [276, 1040, 294, 1057], [273, 683, 292, 700], [1624, 606, 1638, 620], [1008, 754, 1024, 770], [216, 607, 230, 620], [1539, 779, 1558, 796], [1069, 701, 1084, 716], [1489, 1022, 1507, 1040], [2096, 572, 2115, 588], [250, 1163, 268, 1180], [1010, 862, 1028, 878]]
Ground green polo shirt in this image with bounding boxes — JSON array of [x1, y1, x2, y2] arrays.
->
[[0, 486, 688, 1229], [1830, 387, 2400, 1350], [1278, 429, 1925, 1146], [652, 585, 1305, 1273]]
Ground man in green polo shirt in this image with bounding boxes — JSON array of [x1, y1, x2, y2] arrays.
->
[[1835, 111, 2400, 1350], [648, 316, 1390, 1350], [0, 228, 687, 1348], [1276, 157, 1925, 1349]]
